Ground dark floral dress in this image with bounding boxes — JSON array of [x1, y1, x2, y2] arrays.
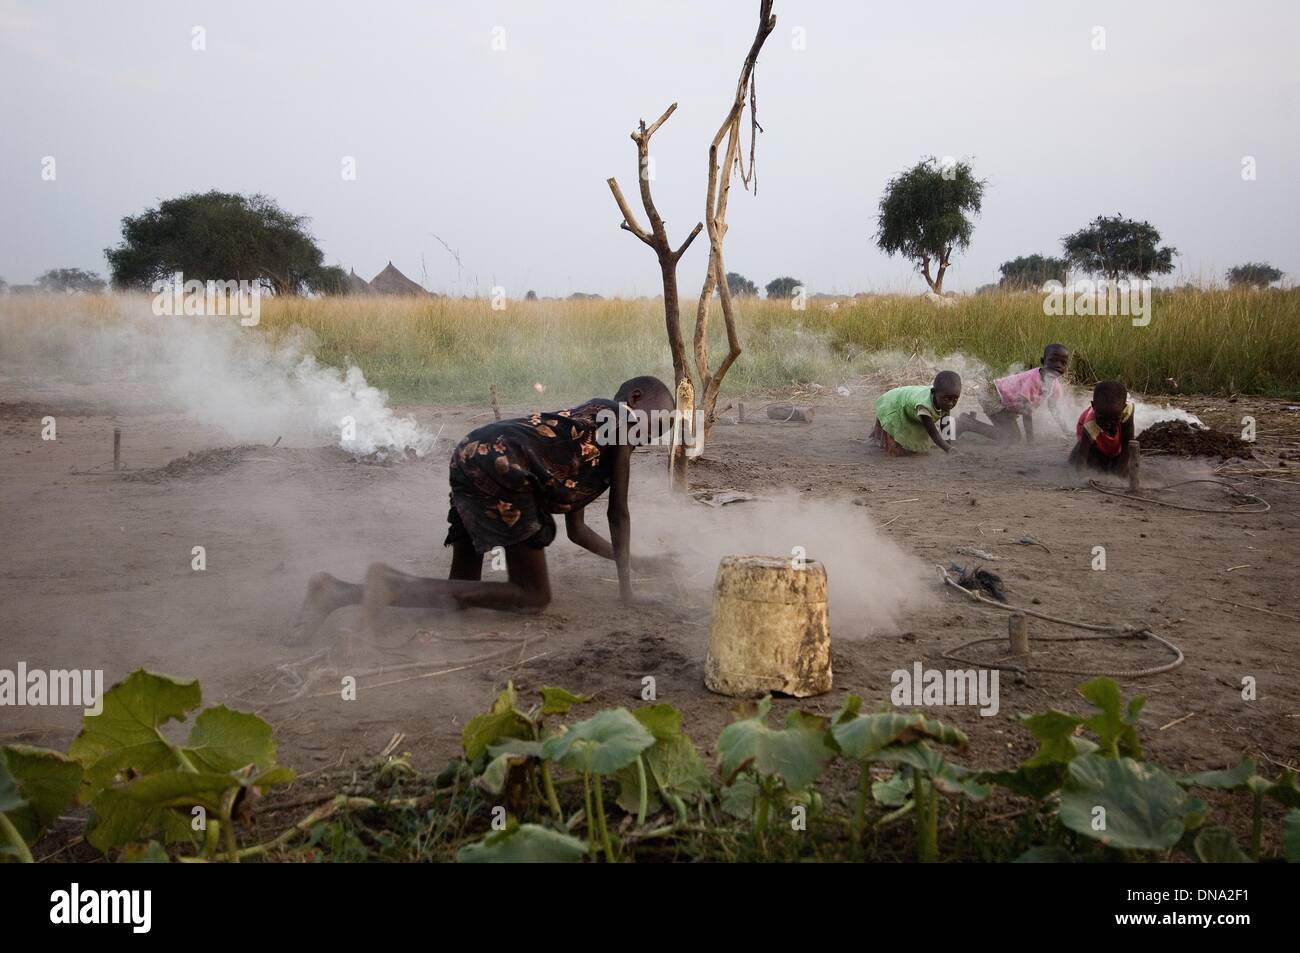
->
[[445, 398, 621, 553]]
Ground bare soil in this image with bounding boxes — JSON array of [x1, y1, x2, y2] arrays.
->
[[2, 378, 1298, 852]]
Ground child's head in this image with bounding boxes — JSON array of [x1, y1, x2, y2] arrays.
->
[[931, 370, 962, 412], [615, 375, 676, 443], [1041, 343, 1069, 377], [1091, 379, 1128, 429]]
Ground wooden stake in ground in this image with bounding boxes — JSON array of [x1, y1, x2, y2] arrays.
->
[[113, 427, 121, 471], [490, 384, 501, 421]]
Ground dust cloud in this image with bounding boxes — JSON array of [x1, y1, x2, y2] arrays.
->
[[0, 298, 435, 456]]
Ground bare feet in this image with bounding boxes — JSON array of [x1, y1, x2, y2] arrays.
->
[[284, 572, 358, 646]]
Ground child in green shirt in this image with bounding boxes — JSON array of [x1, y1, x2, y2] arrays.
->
[[871, 371, 962, 455]]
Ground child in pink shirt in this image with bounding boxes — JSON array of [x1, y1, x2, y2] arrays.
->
[[960, 344, 1072, 443]]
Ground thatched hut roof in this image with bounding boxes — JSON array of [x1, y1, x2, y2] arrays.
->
[[345, 268, 373, 295], [369, 261, 428, 296]]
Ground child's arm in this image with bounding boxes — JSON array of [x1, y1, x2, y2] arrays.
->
[[1047, 389, 1072, 435], [922, 415, 956, 453], [608, 443, 633, 601], [566, 509, 665, 573], [1022, 407, 1036, 443]]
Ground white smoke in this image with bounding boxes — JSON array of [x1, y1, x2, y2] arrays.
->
[[0, 297, 436, 455]]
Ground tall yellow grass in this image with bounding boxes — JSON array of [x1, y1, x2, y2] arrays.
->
[[3, 289, 1296, 404], [259, 289, 1300, 403]]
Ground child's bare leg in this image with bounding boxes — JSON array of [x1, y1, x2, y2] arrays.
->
[[450, 539, 484, 581], [287, 572, 364, 645], [362, 545, 551, 633], [957, 412, 999, 440]]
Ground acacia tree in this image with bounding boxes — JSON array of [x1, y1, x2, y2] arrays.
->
[[998, 254, 1069, 290], [726, 272, 758, 297], [765, 276, 801, 299], [1226, 263, 1283, 288], [105, 191, 337, 295], [36, 268, 107, 293], [876, 157, 985, 294], [1061, 214, 1177, 281], [609, 0, 776, 484]]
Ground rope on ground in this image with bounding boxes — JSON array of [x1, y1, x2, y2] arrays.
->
[[936, 566, 1184, 678], [1088, 478, 1269, 513]]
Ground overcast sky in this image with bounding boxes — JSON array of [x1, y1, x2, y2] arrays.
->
[[2, 0, 1297, 295]]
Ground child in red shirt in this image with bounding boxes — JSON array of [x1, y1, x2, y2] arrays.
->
[[1068, 379, 1137, 478]]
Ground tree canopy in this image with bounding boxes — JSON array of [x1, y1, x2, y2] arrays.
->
[[765, 276, 801, 299], [726, 272, 758, 297], [35, 268, 107, 293], [1061, 214, 1177, 281], [998, 254, 1069, 290], [104, 191, 336, 295], [876, 156, 985, 294], [1226, 262, 1283, 288]]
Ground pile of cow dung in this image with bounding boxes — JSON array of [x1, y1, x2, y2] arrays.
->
[[1137, 421, 1254, 459]]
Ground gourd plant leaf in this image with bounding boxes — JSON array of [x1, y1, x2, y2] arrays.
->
[[1266, 769, 1300, 809], [479, 739, 545, 796], [720, 775, 759, 820], [541, 708, 654, 775], [1193, 827, 1252, 863], [830, 708, 968, 761], [717, 697, 835, 790], [0, 745, 83, 846], [1060, 754, 1203, 850], [539, 687, 590, 716], [68, 670, 202, 799], [184, 706, 278, 773], [1283, 810, 1300, 863], [1180, 758, 1257, 790], [457, 823, 588, 863], [871, 743, 990, 799], [462, 682, 533, 762], [121, 841, 171, 863], [872, 770, 911, 808], [614, 704, 709, 814], [979, 710, 1094, 800], [1078, 677, 1144, 759]]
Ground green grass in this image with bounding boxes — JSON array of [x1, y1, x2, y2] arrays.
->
[[257, 289, 1300, 404]]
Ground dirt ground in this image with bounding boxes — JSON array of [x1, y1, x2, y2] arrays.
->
[[2, 376, 1298, 815]]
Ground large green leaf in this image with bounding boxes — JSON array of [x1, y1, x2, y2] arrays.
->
[[831, 710, 968, 761], [1267, 770, 1300, 809], [1021, 710, 1088, 767], [871, 744, 989, 799], [462, 683, 533, 762], [68, 670, 202, 798], [1180, 758, 1257, 790], [1060, 754, 1201, 850], [457, 823, 588, 863], [1078, 677, 1144, 758], [1194, 827, 1252, 863], [1283, 810, 1300, 863], [541, 709, 654, 775], [478, 739, 544, 796], [716, 698, 836, 790], [614, 705, 710, 814], [183, 706, 277, 773], [539, 687, 590, 716], [0, 745, 83, 845], [872, 771, 911, 808]]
